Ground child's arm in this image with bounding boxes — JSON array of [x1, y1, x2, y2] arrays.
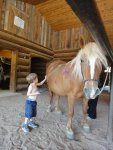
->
[[37, 75, 47, 86], [27, 85, 40, 96]]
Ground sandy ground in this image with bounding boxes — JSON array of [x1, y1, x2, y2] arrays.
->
[[0, 88, 113, 150]]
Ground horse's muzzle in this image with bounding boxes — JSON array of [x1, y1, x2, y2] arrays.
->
[[83, 87, 100, 99]]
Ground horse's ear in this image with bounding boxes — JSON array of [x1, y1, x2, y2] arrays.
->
[[79, 36, 85, 48]]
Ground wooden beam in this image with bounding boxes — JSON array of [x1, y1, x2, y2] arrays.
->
[[0, 30, 53, 61], [10, 51, 18, 92], [66, 0, 113, 62], [54, 48, 79, 53], [107, 65, 113, 142], [0, 39, 53, 60], [0, 30, 53, 56], [0, 50, 12, 58], [24, 0, 47, 5]]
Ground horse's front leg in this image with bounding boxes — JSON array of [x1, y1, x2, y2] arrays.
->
[[66, 95, 75, 140], [82, 97, 91, 132]]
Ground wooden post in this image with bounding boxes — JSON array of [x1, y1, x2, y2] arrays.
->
[[107, 65, 113, 143], [10, 51, 18, 92]]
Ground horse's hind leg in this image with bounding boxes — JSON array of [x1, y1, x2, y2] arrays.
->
[[47, 91, 53, 112], [54, 95, 62, 114]]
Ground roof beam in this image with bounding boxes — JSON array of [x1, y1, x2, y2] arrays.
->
[[66, 0, 113, 62], [23, 0, 47, 5]]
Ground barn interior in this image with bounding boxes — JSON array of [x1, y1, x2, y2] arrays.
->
[[0, 0, 113, 148], [0, 0, 112, 92]]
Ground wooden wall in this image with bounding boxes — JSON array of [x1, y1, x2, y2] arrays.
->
[[53, 27, 92, 61], [0, 0, 92, 91], [0, 0, 54, 91], [16, 49, 30, 91], [0, 0, 53, 49]]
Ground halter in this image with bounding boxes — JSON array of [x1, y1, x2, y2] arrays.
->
[[80, 58, 111, 97], [82, 64, 111, 96], [83, 79, 99, 84]]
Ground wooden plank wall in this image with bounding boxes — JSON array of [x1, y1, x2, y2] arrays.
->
[[53, 26, 92, 61], [0, 0, 53, 49]]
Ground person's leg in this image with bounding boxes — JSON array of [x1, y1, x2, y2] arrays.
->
[[21, 117, 30, 133], [25, 117, 29, 124], [21, 100, 31, 133], [87, 96, 99, 119], [28, 101, 39, 128]]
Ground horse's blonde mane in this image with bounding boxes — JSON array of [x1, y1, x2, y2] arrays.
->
[[71, 42, 108, 80]]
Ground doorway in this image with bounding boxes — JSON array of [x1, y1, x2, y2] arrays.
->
[[0, 57, 11, 89], [31, 57, 47, 82], [0, 49, 17, 92]]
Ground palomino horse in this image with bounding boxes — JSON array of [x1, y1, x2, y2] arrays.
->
[[46, 42, 108, 140]]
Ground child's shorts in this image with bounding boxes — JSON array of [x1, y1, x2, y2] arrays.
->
[[25, 99, 37, 119]]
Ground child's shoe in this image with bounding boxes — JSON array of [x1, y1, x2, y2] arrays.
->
[[28, 121, 39, 129], [21, 123, 30, 133]]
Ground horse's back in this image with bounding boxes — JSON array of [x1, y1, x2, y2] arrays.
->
[[46, 60, 65, 74]]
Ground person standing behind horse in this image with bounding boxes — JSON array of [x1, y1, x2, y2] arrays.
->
[[87, 75, 103, 119], [21, 73, 47, 133]]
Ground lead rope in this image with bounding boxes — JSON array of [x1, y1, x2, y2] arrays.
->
[[98, 66, 111, 95]]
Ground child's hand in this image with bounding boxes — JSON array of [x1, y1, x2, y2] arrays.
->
[[45, 75, 47, 80], [36, 91, 40, 95]]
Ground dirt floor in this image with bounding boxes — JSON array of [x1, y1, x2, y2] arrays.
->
[[0, 88, 113, 150]]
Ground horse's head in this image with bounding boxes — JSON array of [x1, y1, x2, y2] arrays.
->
[[81, 56, 102, 99], [71, 42, 108, 99]]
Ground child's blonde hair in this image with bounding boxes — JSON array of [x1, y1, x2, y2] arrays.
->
[[26, 73, 38, 84]]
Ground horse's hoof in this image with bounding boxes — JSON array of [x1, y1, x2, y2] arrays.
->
[[66, 128, 75, 140], [55, 108, 62, 114], [56, 110, 62, 114], [47, 106, 52, 112], [82, 124, 91, 133]]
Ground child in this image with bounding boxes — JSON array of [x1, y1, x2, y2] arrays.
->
[[21, 73, 47, 133]]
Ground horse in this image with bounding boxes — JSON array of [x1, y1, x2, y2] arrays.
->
[[46, 42, 108, 140]]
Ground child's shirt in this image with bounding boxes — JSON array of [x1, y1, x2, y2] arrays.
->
[[27, 84, 39, 101]]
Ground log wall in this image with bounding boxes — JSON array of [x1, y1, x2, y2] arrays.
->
[[53, 27, 92, 61], [16, 49, 30, 91]]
